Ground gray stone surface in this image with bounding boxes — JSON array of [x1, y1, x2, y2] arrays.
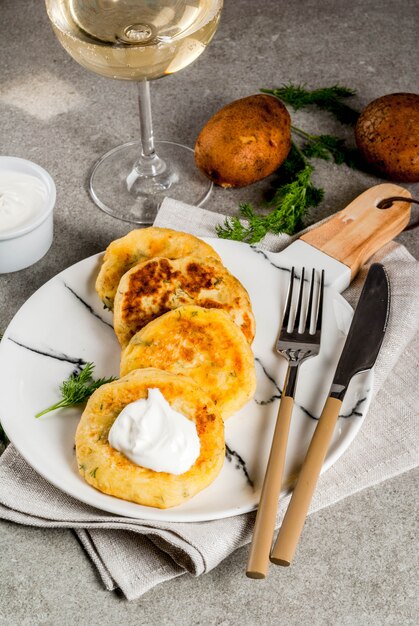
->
[[0, 469, 418, 626], [0, 0, 418, 623]]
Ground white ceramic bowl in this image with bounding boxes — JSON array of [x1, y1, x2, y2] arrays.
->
[[0, 156, 56, 273]]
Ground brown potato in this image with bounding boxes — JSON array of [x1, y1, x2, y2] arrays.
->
[[194, 94, 291, 188], [355, 93, 419, 182]]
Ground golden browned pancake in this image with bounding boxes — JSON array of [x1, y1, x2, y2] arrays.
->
[[75, 368, 225, 509], [96, 227, 221, 310], [120, 305, 256, 420], [113, 255, 256, 348]]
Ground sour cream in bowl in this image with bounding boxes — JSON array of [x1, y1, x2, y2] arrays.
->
[[0, 157, 56, 273]]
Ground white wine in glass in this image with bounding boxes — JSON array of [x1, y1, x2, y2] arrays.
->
[[45, 0, 223, 223]]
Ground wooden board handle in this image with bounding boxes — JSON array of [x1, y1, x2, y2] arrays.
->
[[246, 395, 294, 579], [270, 397, 342, 567], [301, 184, 411, 279]]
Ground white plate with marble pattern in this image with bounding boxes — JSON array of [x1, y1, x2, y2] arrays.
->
[[0, 238, 373, 522]]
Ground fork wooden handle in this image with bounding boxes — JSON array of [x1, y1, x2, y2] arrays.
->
[[246, 395, 294, 579], [270, 397, 342, 566]]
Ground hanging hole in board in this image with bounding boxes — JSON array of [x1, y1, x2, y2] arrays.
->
[[376, 196, 419, 231]]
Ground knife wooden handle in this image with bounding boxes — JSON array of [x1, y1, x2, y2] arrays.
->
[[301, 184, 411, 279], [270, 396, 342, 567], [246, 395, 294, 579]]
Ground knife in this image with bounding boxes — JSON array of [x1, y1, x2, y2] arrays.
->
[[269, 263, 390, 566]]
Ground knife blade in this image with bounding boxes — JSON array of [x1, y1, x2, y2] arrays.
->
[[270, 263, 391, 566], [330, 263, 390, 400]]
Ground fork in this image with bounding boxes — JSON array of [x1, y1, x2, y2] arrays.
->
[[246, 266, 324, 579]]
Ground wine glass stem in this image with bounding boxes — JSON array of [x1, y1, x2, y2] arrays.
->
[[132, 80, 166, 178], [138, 80, 155, 158]]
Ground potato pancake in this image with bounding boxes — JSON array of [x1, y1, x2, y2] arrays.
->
[[75, 368, 225, 509], [120, 306, 256, 420], [113, 255, 256, 348], [96, 227, 221, 310]]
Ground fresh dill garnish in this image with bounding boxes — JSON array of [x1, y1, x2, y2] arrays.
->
[[217, 84, 360, 244], [261, 84, 359, 125], [35, 362, 117, 418], [216, 144, 324, 242], [291, 126, 359, 167]]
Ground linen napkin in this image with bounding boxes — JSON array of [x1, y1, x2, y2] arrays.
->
[[1, 198, 418, 601]]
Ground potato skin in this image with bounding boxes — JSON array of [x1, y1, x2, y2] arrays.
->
[[194, 94, 291, 187], [355, 93, 419, 182]]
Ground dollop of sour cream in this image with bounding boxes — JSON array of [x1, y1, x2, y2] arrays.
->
[[0, 171, 48, 236], [108, 388, 200, 475]]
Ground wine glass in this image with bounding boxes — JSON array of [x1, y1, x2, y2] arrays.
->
[[45, 0, 223, 224]]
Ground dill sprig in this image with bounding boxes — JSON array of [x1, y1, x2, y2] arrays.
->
[[291, 126, 359, 167], [35, 362, 117, 418], [216, 144, 324, 242], [216, 84, 360, 244], [261, 84, 359, 125]]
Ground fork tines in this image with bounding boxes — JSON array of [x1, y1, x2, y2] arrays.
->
[[279, 267, 324, 343]]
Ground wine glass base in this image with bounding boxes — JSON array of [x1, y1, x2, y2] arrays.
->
[[89, 140, 212, 225]]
